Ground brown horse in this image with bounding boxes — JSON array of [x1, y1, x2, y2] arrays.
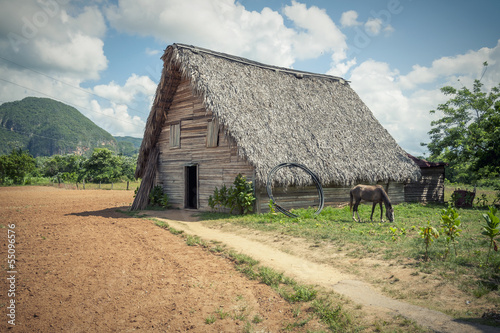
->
[[349, 185, 394, 222]]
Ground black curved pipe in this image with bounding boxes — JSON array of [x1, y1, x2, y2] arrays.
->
[[266, 163, 324, 217]]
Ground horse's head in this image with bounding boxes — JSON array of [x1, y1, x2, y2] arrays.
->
[[386, 206, 394, 222]]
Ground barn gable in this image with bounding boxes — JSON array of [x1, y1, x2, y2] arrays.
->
[[132, 43, 420, 210]]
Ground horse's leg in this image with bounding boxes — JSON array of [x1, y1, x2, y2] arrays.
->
[[370, 202, 376, 221], [380, 202, 384, 222], [356, 198, 361, 222], [354, 199, 362, 222]]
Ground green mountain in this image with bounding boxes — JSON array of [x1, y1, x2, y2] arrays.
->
[[0, 97, 118, 156], [115, 136, 142, 156]]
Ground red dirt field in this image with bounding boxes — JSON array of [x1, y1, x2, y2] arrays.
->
[[0, 186, 326, 332]]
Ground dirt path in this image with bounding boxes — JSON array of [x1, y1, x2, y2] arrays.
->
[[146, 209, 499, 333]]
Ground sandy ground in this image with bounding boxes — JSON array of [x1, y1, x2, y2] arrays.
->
[[0, 187, 498, 332]]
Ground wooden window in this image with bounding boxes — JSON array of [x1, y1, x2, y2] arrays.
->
[[206, 119, 219, 148], [170, 123, 180, 148]]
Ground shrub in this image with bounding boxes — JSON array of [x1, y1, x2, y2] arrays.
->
[[440, 205, 462, 258], [208, 174, 255, 214], [482, 206, 499, 264], [149, 185, 170, 208]]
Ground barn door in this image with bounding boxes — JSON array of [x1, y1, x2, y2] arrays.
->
[[185, 165, 198, 209]]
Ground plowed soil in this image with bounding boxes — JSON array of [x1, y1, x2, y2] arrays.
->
[[1, 187, 325, 332]]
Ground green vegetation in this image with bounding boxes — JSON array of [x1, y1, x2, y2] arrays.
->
[[423, 65, 500, 187], [148, 185, 170, 208], [439, 205, 462, 258], [208, 174, 256, 214], [115, 136, 142, 156], [0, 97, 118, 156], [0, 147, 137, 186], [482, 206, 500, 264], [0, 148, 36, 184]]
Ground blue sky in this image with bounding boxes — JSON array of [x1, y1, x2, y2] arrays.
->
[[1, 0, 499, 157]]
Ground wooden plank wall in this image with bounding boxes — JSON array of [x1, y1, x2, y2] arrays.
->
[[157, 78, 254, 210], [256, 181, 405, 213], [404, 167, 445, 203]]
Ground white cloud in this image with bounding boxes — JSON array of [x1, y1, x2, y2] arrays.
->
[[105, 0, 294, 66], [105, 0, 347, 68], [364, 18, 382, 36], [342, 40, 500, 156], [348, 60, 438, 156], [93, 74, 156, 105], [283, 1, 347, 63], [88, 100, 146, 137], [0, 1, 107, 79], [340, 10, 361, 27], [400, 40, 500, 90]]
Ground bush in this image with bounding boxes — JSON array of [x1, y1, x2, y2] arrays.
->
[[0, 149, 36, 185], [208, 174, 255, 214], [149, 185, 170, 208]]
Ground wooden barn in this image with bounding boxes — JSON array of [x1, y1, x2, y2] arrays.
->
[[405, 154, 447, 203], [131, 43, 421, 212]]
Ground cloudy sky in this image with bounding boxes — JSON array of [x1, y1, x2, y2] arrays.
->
[[0, 0, 499, 156]]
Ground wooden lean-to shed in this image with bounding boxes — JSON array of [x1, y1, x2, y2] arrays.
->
[[131, 43, 421, 212], [404, 154, 447, 203]]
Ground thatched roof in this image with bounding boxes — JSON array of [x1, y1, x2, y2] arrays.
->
[[136, 43, 420, 187]]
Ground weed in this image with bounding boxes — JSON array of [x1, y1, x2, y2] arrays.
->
[[215, 307, 229, 319], [419, 221, 439, 261], [481, 206, 500, 264], [252, 314, 263, 323], [205, 314, 216, 324], [440, 205, 462, 258], [281, 284, 317, 303], [185, 235, 205, 247], [258, 266, 284, 287], [311, 297, 351, 331]]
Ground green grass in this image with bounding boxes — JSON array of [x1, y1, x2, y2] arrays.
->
[[199, 202, 500, 307]]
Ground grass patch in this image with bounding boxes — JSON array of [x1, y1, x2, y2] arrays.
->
[[311, 297, 352, 331]]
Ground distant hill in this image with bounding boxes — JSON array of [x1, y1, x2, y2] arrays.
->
[[0, 97, 118, 156], [115, 136, 142, 156]]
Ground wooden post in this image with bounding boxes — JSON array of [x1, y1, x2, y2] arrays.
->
[[83, 179, 85, 190], [127, 181, 129, 190]]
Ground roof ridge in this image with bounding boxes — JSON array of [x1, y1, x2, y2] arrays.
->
[[172, 43, 348, 83]]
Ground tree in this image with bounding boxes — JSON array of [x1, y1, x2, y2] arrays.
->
[[82, 148, 122, 183], [0, 148, 36, 184], [37, 154, 85, 183], [424, 64, 500, 184]]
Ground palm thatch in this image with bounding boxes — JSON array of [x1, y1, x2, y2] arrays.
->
[[136, 43, 420, 190]]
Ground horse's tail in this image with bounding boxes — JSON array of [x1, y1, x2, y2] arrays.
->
[[349, 191, 353, 212]]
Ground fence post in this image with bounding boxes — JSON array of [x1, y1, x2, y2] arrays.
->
[[127, 181, 129, 190], [83, 179, 85, 190]]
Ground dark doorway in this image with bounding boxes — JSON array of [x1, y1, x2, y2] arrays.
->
[[185, 165, 198, 209]]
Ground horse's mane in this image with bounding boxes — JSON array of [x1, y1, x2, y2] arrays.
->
[[380, 187, 392, 207]]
